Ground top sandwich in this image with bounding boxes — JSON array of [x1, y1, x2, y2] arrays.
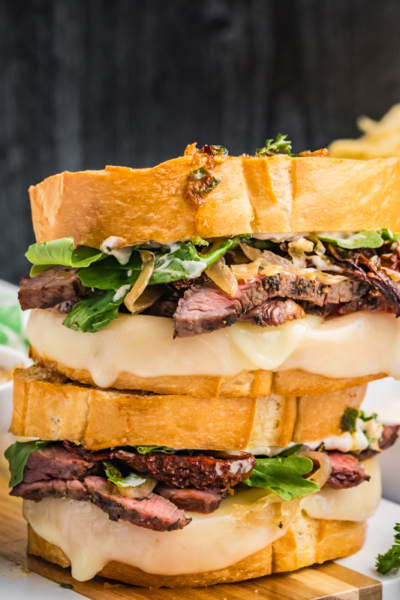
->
[[18, 136, 400, 396]]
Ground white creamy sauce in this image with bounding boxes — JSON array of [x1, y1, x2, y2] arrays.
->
[[253, 233, 310, 242], [27, 310, 400, 387], [100, 236, 133, 265], [23, 488, 292, 581], [112, 285, 131, 303], [300, 458, 381, 521]]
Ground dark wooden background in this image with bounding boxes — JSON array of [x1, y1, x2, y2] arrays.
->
[[2, 0, 400, 284]]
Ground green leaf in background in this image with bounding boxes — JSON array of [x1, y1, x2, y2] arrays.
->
[[5, 440, 50, 488], [317, 230, 385, 249], [376, 524, 400, 574], [103, 461, 146, 488], [78, 254, 142, 290], [243, 455, 319, 501], [62, 289, 128, 333], [133, 445, 178, 455], [25, 237, 107, 268]]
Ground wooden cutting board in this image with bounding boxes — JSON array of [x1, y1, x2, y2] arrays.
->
[[0, 477, 381, 599]]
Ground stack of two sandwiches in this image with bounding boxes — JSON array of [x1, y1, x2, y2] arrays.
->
[[6, 142, 400, 587]]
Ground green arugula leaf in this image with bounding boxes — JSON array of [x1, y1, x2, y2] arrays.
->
[[26, 237, 107, 268], [77, 254, 142, 290], [133, 445, 178, 455], [277, 444, 304, 458], [103, 461, 146, 488], [62, 289, 128, 333], [379, 229, 400, 243], [243, 455, 319, 501], [317, 230, 385, 250], [256, 134, 298, 157], [5, 440, 50, 488], [376, 524, 400, 574], [149, 237, 242, 285], [341, 407, 359, 434]]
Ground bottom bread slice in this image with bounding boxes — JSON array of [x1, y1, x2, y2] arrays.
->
[[27, 511, 366, 588]]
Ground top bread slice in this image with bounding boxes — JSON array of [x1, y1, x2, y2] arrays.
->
[[29, 153, 400, 247]]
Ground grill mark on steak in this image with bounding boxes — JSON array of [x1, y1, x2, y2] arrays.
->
[[113, 450, 256, 489], [24, 445, 99, 483], [325, 452, 370, 489], [19, 266, 89, 312], [11, 478, 87, 501], [11, 476, 191, 532], [241, 298, 305, 326], [156, 483, 227, 513]]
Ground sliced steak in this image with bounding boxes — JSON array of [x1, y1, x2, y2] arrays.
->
[[156, 483, 227, 513], [24, 444, 99, 483], [19, 266, 89, 312], [145, 290, 182, 318], [325, 452, 370, 489], [12, 476, 190, 532], [173, 275, 370, 338], [11, 478, 87, 501], [113, 450, 256, 489], [356, 424, 400, 461], [63, 441, 113, 462], [83, 476, 190, 532], [240, 298, 305, 326]]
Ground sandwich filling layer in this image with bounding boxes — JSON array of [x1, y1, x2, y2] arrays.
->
[[22, 457, 380, 580]]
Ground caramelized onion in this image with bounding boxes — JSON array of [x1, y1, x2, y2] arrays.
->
[[305, 451, 332, 489], [231, 258, 262, 281], [124, 250, 155, 313], [206, 258, 238, 296], [240, 243, 262, 261], [126, 285, 164, 315]]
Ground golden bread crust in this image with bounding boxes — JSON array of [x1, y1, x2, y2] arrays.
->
[[12, 366, 366, 451], [29, 346, 385, 398], [27, 514, 366, 588], [29, 155, 400, 246]]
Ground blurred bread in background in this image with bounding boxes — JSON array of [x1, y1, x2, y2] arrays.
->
[[329, 104, 400, 159]]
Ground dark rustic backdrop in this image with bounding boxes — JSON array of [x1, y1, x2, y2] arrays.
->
[[1, 0, 400, 283]]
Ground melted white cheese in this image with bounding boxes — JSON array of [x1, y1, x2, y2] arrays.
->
[[27, 310, 400, 387], [23, 488, 294, 581], [300, 458, 381, 521]]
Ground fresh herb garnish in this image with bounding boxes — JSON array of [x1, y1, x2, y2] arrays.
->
[[188, 166, 220, 195], [243, 455, 319, 501], [342, 407, 359, 434], [376, 524, 400, 574], [134, 445, 178, 455], [5, 440, 50, 488], [341, 407, 378, 434], [60, 583, 74, 589], [103, 461, 146, 488], [256, 134, 298, 157]]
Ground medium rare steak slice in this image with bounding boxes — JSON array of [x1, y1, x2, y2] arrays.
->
[[156, 483, 227, 513], [240, 298, 305, 326], [84, 476, 191, 532], [113, 450, 256, 489], [12, 476, 191, 532], [19, 266, 89, 312], [24, 444, 99, 483], [325, 452, 370, 489], [11, 478, 87, 501]]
